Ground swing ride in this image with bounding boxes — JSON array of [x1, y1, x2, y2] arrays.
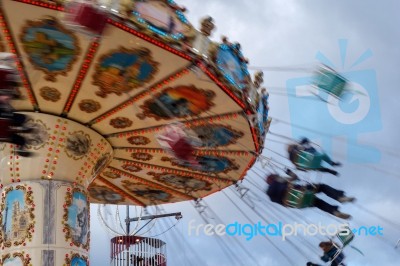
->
[[0, 0, 269, 264], [0, 0, 398, 266]]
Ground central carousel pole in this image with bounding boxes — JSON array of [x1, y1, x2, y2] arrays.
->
[[0, 113, 113, 265]]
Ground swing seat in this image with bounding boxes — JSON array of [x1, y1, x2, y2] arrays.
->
[[314, 68, 347, 99], [330, 225, 355, 263], [65, 1, 108, 36], [156, 124, 199, 165], [0, 68, 20, 88], [0, 118, 13, 140], [284, 186, 315, 208], [171, 137, 195, 161], [323, 247, 345, 265], [294, 150, 322, 170], [0, 68, 13, 81], [337, 226, 354, 247]]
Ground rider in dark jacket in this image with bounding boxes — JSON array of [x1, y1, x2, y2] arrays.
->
[[266, 169, 354, 219]]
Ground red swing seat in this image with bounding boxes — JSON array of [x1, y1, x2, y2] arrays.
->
[[157, 124, 199, 165], [0, 118, 14, 140], [65, 1, 108, 36], [171, 136, 195, 161]]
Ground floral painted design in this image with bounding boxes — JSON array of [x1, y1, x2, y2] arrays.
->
[[127, 136, 151, 145], [79, 99, 101, 113], [65, 131, 91, 159], [131, 152, 153, 161], [39, 86, 61, 102], [92, 153, 112, 177], [103, 171, 121, 179], [22, 119, 50, 149], [121, 164, 142, 173], [110, 117, 133, 129]]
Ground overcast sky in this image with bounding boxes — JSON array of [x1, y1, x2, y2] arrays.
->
[[90, 1, 400, 265]]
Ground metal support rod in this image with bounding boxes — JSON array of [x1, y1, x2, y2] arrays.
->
[[126, 212, 182, 223], [126, 206, 130, 265], [126, 205, 130, 235], [133, 219, 154, 236], [115, 207, 180, 265]]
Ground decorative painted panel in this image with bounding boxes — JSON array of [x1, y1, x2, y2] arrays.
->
[[88, 185, 125, 204], [131, 0, 193, 42], [92, 47, 159, 97], [138, 85, 215, 120], [0, 185, 35, 248], [122, 180, 172, 203], [161, 155, 239, 173], [191, 124, 244, 147], [65, 131, 91, 159], [63, 188, 89, 250], [148, 172, 212, 192], [19, 16, 80, 81], [64, 253, 88, 266]]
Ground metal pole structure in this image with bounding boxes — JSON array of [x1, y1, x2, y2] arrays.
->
[[125, 206, 130, 266], [120, 210, 181, 266], [126, 212, 182, 222]]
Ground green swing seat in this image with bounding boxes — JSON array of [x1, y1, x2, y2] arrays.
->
[[314, 67, 347, 99], [294, 150, 322, 170], [337, 226, 355, 247], [331, 225, 355, 262], [284, 186, 315, 208]]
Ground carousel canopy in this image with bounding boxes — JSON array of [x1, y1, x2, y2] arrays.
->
[[0, 0, 269, 206]]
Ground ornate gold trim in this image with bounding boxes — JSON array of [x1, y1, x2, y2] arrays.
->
[[1, 252, 31, 266]]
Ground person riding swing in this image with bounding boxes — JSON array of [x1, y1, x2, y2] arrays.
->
[[0, 55, 33, 156], [156, 123, 202, 167], [288, 138, 341, 176], [306, 241, 346, 266], [266, 169, 355, 219]]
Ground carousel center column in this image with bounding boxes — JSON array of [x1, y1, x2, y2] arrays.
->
[[0, 113, 113, 265]]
